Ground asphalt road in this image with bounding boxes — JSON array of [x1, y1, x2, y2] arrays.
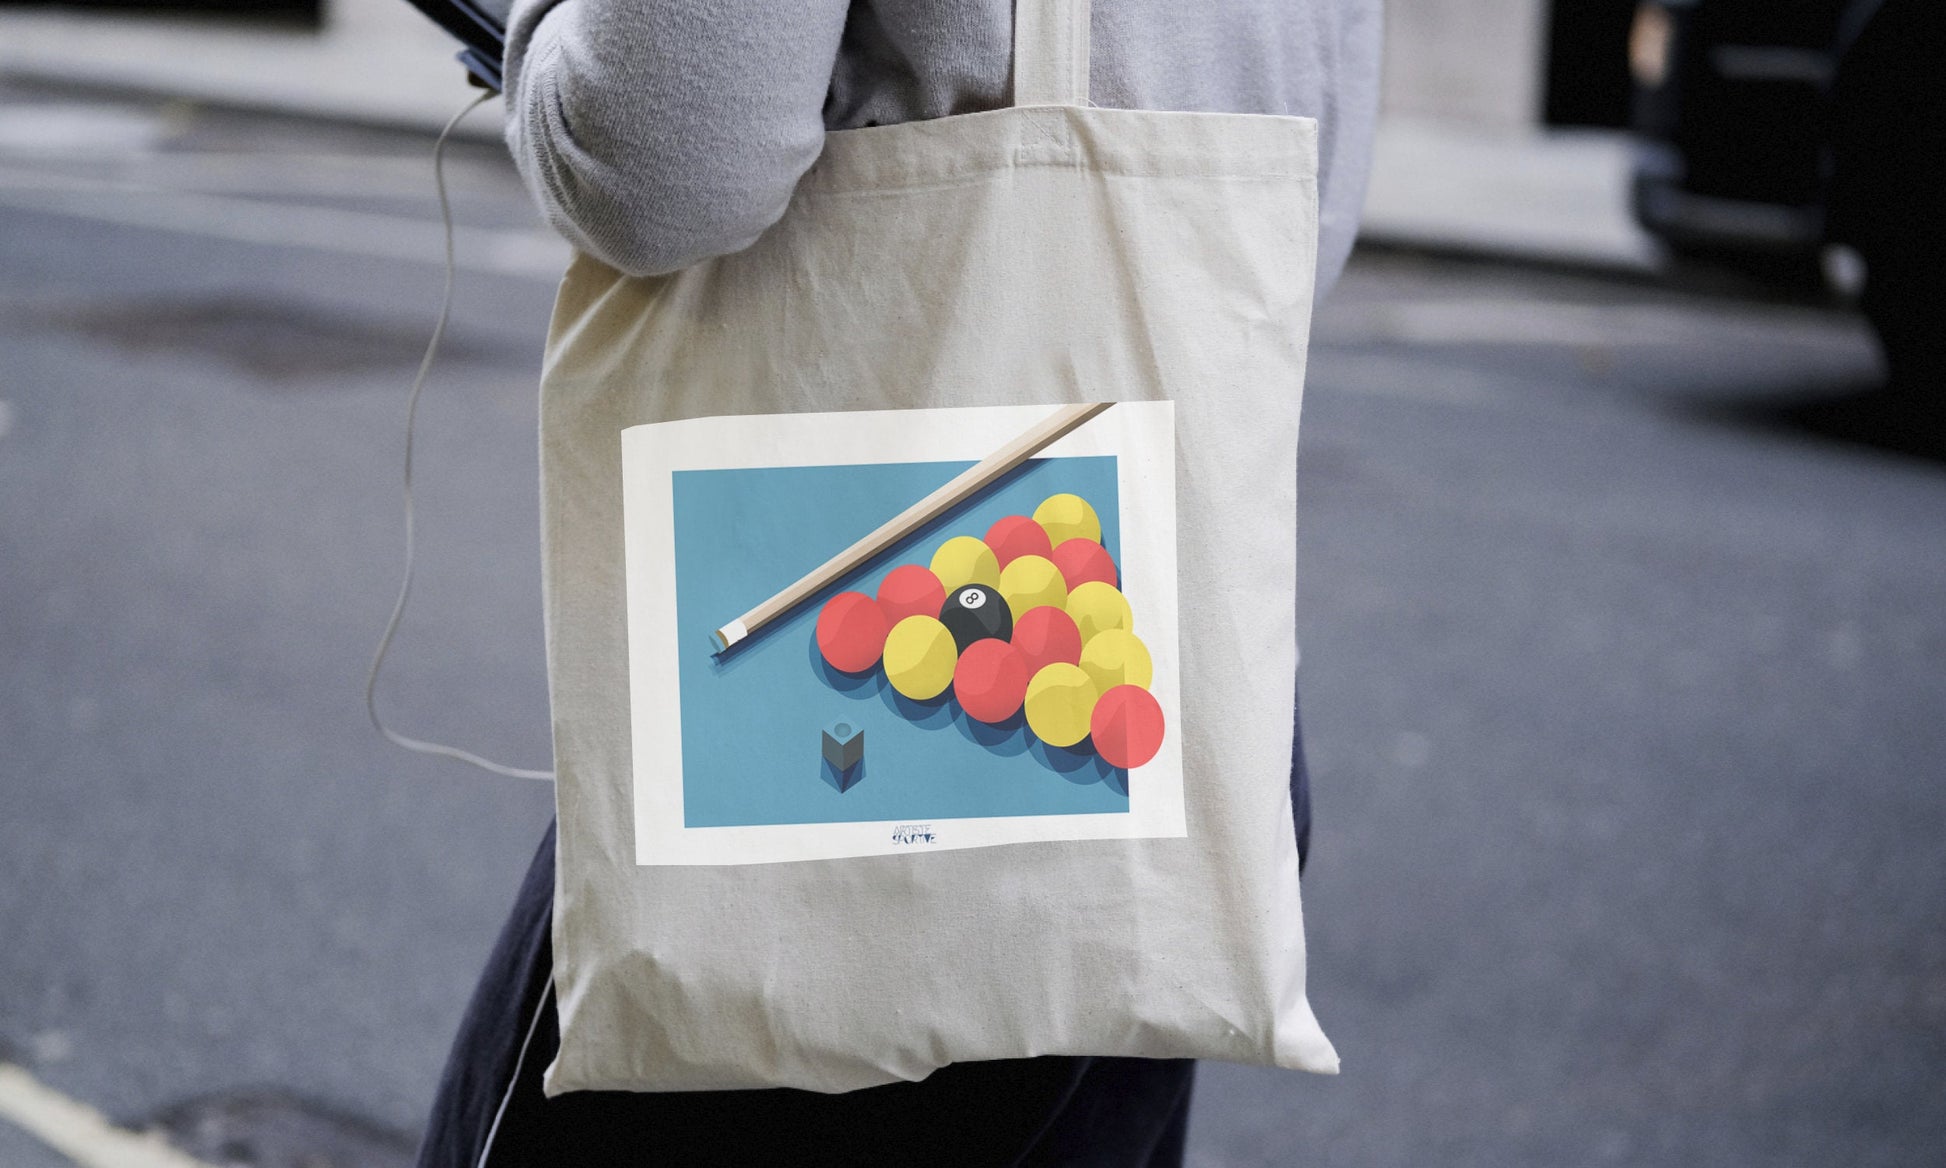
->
[[2, 82, 1941, 1167]]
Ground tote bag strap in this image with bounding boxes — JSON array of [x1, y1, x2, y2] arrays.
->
[[1013, 0, 1091, 107]]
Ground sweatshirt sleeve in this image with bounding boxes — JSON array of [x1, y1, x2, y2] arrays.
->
[[501, 0, 851, 277], [1312, 0, 1382, 299]]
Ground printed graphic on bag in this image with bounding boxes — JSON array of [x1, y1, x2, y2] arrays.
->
[[811, 491, 1164, 772], [620, 402, 1185, 865]]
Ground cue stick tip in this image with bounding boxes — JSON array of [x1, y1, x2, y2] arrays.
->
[[709, 620, 748, 655]]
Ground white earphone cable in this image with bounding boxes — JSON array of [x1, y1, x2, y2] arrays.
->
[[365, 88, 554, 783]]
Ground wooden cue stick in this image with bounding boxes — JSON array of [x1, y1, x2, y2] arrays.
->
[[709, 401, 1114, 654]]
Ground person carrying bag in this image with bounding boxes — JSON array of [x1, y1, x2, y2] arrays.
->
[[419, 0, 1379, 1162]]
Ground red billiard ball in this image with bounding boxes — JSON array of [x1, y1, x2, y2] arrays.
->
[[876, 563, 946, 625], [1010, 604, 1083, 677], [953, 638, 1031, 724], [1091, 684, 1164, 769], [1051, 538, 1118, 591], [815, 591, 890, 674], [985, 514, 1055, 569]]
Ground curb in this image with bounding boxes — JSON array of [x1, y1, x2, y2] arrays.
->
[[1352, 233, 1856, 311], [1352, 230, 1666, 286], [0, 63, 506, 145]]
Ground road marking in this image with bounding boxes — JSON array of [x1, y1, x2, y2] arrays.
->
[[0, 164, 568, 281], [0, 105, 164, 155], [0, 1063, 217, 1168], [14, 151, 515, 200]]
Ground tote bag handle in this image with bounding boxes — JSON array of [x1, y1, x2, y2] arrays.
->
[[1014, 0, 1091, 107]]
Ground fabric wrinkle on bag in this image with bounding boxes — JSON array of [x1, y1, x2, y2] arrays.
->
[[535, 0, 1338, 1094]]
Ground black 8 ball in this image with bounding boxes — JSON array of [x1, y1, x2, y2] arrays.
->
[[938, 584, 1012, 653]]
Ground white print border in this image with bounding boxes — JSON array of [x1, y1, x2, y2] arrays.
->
[[620, 400, 1183, 866]]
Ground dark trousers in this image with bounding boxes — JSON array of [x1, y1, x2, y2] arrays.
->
[[416, 685, 1312, 1167]]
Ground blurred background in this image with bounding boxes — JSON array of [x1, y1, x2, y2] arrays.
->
[[0, 1, 1940, 1165]]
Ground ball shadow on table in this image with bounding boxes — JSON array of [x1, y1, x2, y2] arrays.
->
[[809, 633, 889, 696], [879, 684, 957, 730], [954, 705, 1033, 757]]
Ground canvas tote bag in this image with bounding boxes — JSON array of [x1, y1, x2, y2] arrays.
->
[[533, 0, 1338, 1093]]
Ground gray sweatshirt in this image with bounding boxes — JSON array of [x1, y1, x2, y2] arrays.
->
[[501, 0, 1381, 294]]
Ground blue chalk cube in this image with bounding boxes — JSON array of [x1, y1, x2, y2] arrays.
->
[[821, 721, 864, 776]]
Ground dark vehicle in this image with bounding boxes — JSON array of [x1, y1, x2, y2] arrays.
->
[[1627, 0, 1943, 390], [1629, 0, 1842, 278]]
